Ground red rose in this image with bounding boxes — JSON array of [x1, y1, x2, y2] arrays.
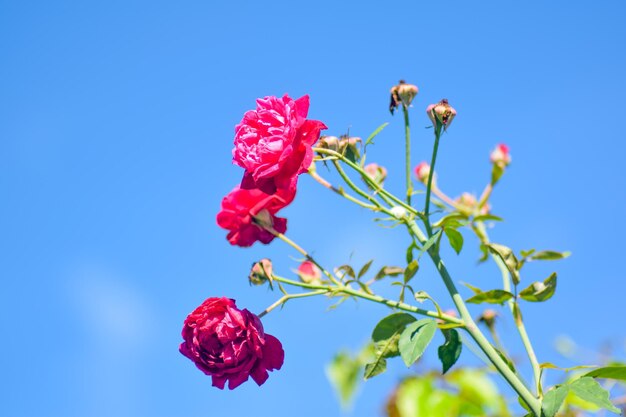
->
[[179, 297, 284, 390], [232, 94, 327, 192], [216, 183, 295, 247]]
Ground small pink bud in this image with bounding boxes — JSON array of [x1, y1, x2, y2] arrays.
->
[[490, 143, 512, 167], [389, 80, 419, 114], [427, 99, 457, 130], [297, 260, 322, 284], [478, 309, 498, 329], [249, 258, 273, 285], [414, 161, 432, 184], [364, 163, 388, 185]]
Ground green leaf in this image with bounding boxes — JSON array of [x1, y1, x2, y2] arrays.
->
[[365, 122, 389, 146], [373, 265, 404, 281], [366, 313, 417, 380], [444, 228, 464, 255], [494, 347, 517, 373], [541, 385, 569, 417], [335, 264, 355, 279], [466, 290, 514, 305], [584, 366, 626, 381], [519, 273, 557, 302], [406, 241, 417, 264], [569, 377, 620, 414], [357, 260, 374, 279], [404, 260, 419, 283], [325, 351, 361, 409], [363, 358, 387, 379], [473, 214, 504, 222], [437, 329, 462, 374], [529, 250, 571, 261], [372, 313, 417, 342], [399, 319, 437, 367], [418, 230, 442, 257], [520, 249, 536, 258], [487, 243, 521, 285], [433, 213, 468, 228]]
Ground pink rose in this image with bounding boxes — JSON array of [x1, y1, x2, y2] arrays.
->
[[216, 183, 295, 247], [180, 297, 284, 390], [233, 94, 327, 193], [414, 161, 432, 184]]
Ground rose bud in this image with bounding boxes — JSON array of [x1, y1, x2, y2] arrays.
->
[[179, 297, 284, 390], [389, 80, 419, 114], [477, 309, 498, 330], [364, 163, 388, 186], [427, 99, 457, 131], [317, 135, 341, 152], [414, 161, 432, 184], [249, 258, 273, 286], [297, 260, 322, 284], [454, 192, 478, 216], [338, 135, 362, 161], [490, 143, 512, 167]]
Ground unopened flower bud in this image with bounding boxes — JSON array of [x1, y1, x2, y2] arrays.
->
[[338, 136, 362, 161], [454, 192, 478, 216], [427, 99, 457, 130], [478, 309, 498, 329], [297, 260, 322, 284], [249, 258, 273, 285], [390, 206, 407, 219], [490, 143, 512, 167], [364, 163, 388, 185], [389, 80, 419, 114], [317, 135, 340, 152], [414, 161, 432, 184]]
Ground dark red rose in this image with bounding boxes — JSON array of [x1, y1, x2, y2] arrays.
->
[[179, 297, 284, 390], [232, 94, 327, 192], [216, 182, 295, 247]]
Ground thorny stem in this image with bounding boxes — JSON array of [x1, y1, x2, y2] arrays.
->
[[402, 104, 413, 205]]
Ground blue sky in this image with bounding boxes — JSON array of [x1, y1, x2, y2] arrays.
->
[[1, 1, 625, 416]]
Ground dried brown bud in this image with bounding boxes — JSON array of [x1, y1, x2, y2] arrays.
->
[[249, 258, 273, 285], [426, 99, 457, 130], [389, 80, 419, 114]]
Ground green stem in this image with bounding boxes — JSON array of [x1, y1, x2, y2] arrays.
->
[[270, 275, 463, 325], [308, 169, 379, 211], [258, 289, 328, 318], [405, 219, 541, 416], [331, 160, 390, 214], [402, 104, 413, 205], [314, 148, 425, 221], [475, 221, 543, 398], [424, 126, 442, 236]]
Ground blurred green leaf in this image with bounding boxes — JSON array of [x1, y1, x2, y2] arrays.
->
[[357, 260, 374, 279], [406, 241, 417, 264], [418, 230, 442, 257], [584, 366, 626, 381], [444, 228, 464, 255], [399, 319, 437, 366], [529, 250, 571, 261], [374, 265, 404, 281], [404, 260, 419, 283], [519, 273, 556, 302], [438, 329, 462, 374], [363, 359, 386, 379], [569, 377, 620, 414], [433, 213, 468, 228], [335, 264, 355, 279], [473, 214, 503, 222], [326, 351, 361, 409], [487, 243, 521, 284], [372, 313, 417, 342], [365, 122, 389, 146], [466, 289, 514, 305], [542, 385, 569, 417]]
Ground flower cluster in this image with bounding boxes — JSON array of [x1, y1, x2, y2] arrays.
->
[[217, 95, 327, 247], [179, 297, 284, 390]]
